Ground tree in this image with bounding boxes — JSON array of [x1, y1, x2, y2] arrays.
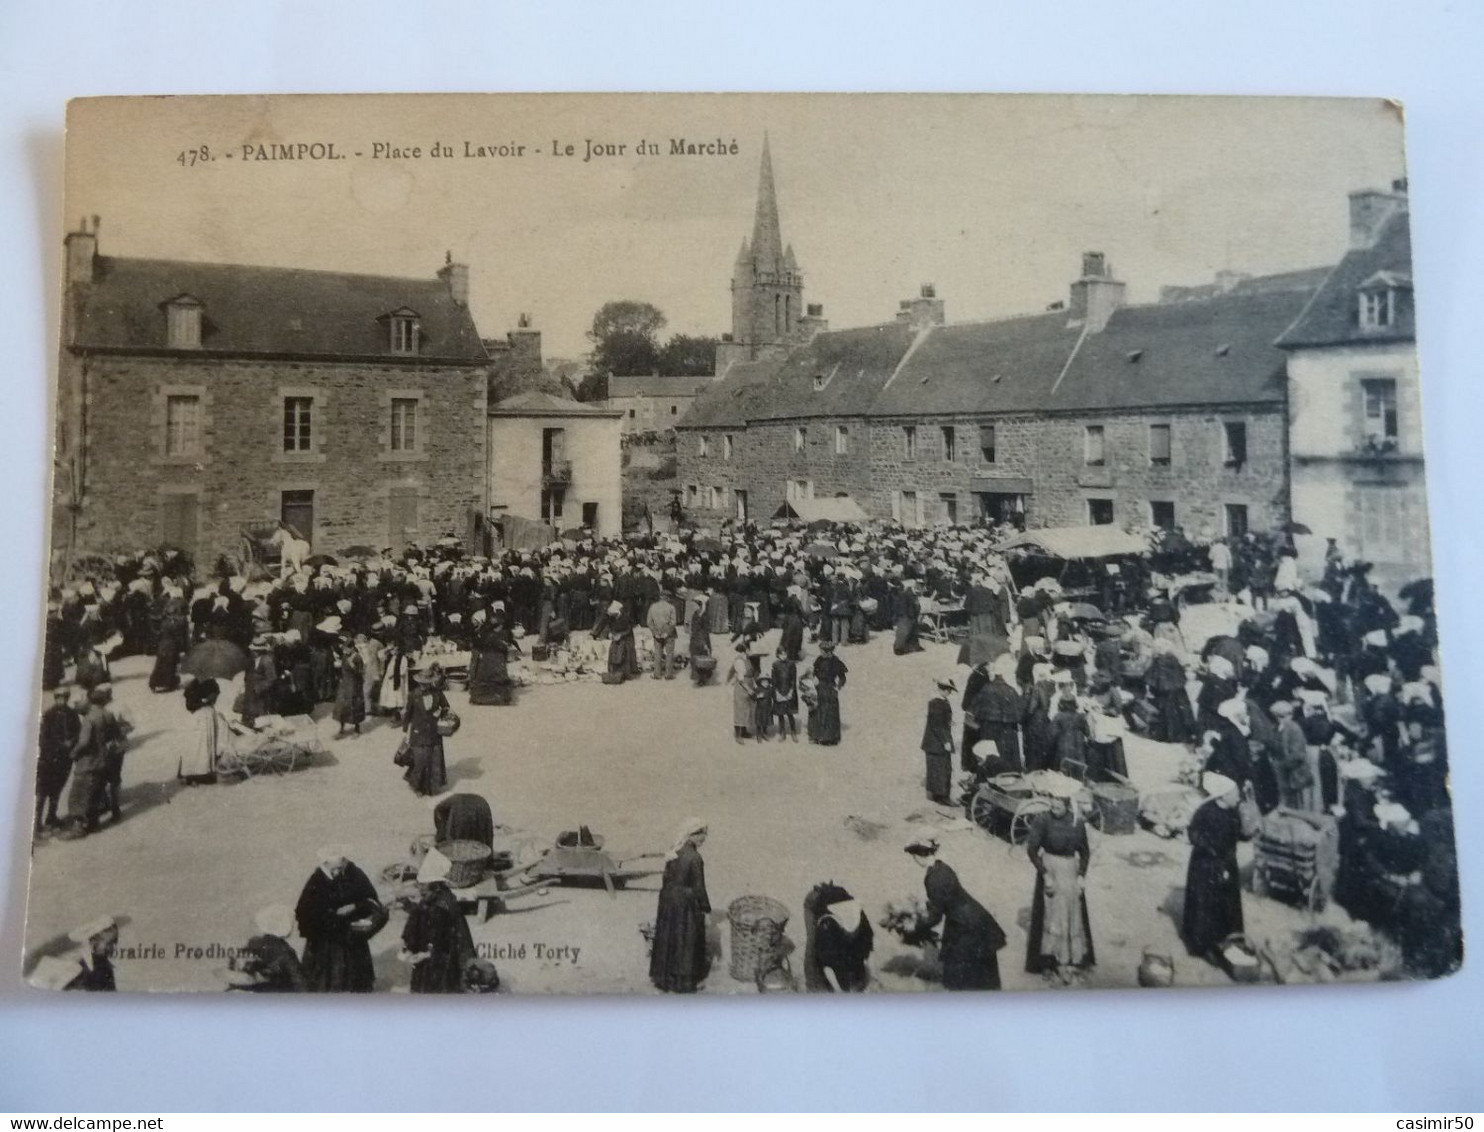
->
[[658, 334, 721, 376], [587, 300, 667, 377]]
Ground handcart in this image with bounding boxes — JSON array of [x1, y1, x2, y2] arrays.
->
[[1251, 808, 1339, 912], [219, 714, 324, 779], [966, 773, 1054, 848]]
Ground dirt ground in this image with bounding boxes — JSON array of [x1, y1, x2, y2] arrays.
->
[[22, 603, 1373, 995]]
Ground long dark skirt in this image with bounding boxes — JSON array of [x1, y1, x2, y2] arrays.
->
[[404, 737, 447, 796], [468, 647, 513, 706], [1023, 714, 1055, 772], [607, 633, 639, 680], [1025, 861, 1096, 974], [649, 887, 709, 993], [893, 617, 923, 655], [333, 671, 365, 726], [808, 689, 842, 745], [1182, 850, 1244, 958], [301, 936, 376, 993], [978, 722, 1022, 770], [925, 751, 952, 801], [1151, 689, 1195, 744], [149, 635, 182, 692]]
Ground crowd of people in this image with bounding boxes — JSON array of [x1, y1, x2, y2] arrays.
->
[[37, 514, 1459, 991]]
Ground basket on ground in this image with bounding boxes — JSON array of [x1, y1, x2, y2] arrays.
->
[[727, 895, 790, 982], [436, 839, 492, 888], [1090, 782, 1140, 835]]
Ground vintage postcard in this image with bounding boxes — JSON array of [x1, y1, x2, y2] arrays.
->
[[23, 93, 1457, 995]]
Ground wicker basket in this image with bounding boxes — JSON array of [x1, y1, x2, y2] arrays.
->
[[436, 711, 461, 738], [1091, 782, 1140, 835], [436, 839, 492, 888], [727, 895, 790, 982]]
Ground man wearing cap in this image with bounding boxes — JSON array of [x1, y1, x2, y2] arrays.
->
[[1271, 701, 1314, 811], [920, 678, 957, 804], [35, 687, 79, 835], [646, 587, 678, 680], [63, 685, 125, 835]]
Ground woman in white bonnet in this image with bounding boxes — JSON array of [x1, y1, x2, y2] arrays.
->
[[1181, 772, 1245, 962], [649, 818, 712, 993]]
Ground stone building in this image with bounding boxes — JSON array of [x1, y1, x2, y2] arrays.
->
[[486, 392, 623, 538], [676, 146, 1331, 538], [52, 222, 489, 566], [605, 374, 715, 435], [1277, 182, 1426, 587]]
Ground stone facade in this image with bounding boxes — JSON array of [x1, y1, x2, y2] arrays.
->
[[676, 406, 1287, 537], [66, 354, 486, 563]]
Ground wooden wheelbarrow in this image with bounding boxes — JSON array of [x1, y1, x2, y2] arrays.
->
[[525, 828, 664, 897]]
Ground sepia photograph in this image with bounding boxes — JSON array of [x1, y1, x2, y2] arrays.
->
[[20, 92, 1459, 998]]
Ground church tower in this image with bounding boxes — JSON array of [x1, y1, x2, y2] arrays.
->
[[726, 136, 805, 363]]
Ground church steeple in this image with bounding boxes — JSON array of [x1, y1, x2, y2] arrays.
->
[[729, 135, 804, 359]]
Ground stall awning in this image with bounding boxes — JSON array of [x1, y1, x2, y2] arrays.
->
[[995, 525, 1147, 559], [969, 476, 1034, 495], [773, 496, 870, 523]]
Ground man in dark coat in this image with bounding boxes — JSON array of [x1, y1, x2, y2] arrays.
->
[[294, 851, 387, 992], [36, 688, 78, 834], [920, 679, 957, 803]]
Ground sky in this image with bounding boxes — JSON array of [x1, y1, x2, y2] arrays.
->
[[63, 93, 1407, 361]]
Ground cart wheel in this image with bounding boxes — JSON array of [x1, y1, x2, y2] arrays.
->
[[969, 790, 997, 831], [1010, 799, 1052, 845]]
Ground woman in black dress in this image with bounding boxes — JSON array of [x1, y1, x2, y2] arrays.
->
[[906, 839, 1006, 990], [649, 819, 712, 993], [920, 677, 956, 803], [1181, 772, 1245, 960], [808, 642, 848, 746], [294, 851, 387, 992], [401, 848, 478, 993], [467, 609, 515, 706], [401, 670, 449, 797], [803, 882, 874, 992]]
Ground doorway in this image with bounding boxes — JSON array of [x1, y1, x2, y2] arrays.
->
[[280, 490, 314, 545]]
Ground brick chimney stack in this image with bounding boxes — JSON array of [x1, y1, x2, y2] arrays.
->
[[1347, 181, 1408, 250], [65, 216, 99, 286], [895, 283, 946, 331], [1068, 251, 1126, 333], [437, 250, 469, 306]]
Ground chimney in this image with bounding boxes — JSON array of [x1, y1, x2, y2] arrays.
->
[[65, 216, 98, 286], [1347, 183, 1407, 250], [797, 301, 828, 338], [894, 283, 946, 331], [508, 314, 542, 372], [437, 250, 469, 306], [1068, 251, 1126, 333]]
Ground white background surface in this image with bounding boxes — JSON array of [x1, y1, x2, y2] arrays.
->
[[0, 0, 1480, 1112]]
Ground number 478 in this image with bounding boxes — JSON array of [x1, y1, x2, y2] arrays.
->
[[177, 145, 212, 166]]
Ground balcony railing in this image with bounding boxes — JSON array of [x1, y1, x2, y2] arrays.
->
[[542, 458, 573, 485]]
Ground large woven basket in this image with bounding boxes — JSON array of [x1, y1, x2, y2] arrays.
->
[[436, 839, 492, 888], [727, 895, 790, 982]]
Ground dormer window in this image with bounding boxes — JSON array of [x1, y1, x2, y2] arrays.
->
[[164, 295, 203, 350], [385, 307, 421, 355], [1358, 289, 1395, 330], [1357, 271, 1410, 332], [812, 374, 826, 392]]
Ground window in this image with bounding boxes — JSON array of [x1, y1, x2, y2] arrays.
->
[[786, 479, 812, 503], [541, 487, 565, 524], [699, 435, 709, 457], [724, 435, 734, 460], [1087, 497, 1115, 526], [903, 426, 917, 460], [1362, 378, 1399, 444], [813, 374, 826, 392], [1150, 500, 1176, 530], [390, 398, 418, 452], [1084, 425, 1106, 467], [670, 405, 678, 416], [941, 426, 957, 462], [1223, 421, 1248, 467], [390, 315, 419, 355], [283, 397, 313, 452], [685, 484, 698, 505], [979, 423, 996, 463], [164, 394, 202, 457], [628, 409, 635, 419], [166, 301, 202, 349], [1225, 503, 1249, 538], [939, 492, 959, 525], [835, 426, 849, 455], [1358, 289, 1396, 330], [709, 486, 724, 510], [794, 427, 807, 452], [1149, 423, 1171, 467], [281, 490, 314, 545]]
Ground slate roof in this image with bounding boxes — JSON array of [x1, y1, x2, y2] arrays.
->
[[607, 374, 715, 399], [682, 268, 1317, 427], [1276, 209, 1414, 349], [72, 256, 489, 363]]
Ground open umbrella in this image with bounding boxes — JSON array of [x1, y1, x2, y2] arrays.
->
[[1281, 520, 1313, 536], [305, 553, 338, 569], [804, 542, 840, 560], [180, 639, 249, 680]]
